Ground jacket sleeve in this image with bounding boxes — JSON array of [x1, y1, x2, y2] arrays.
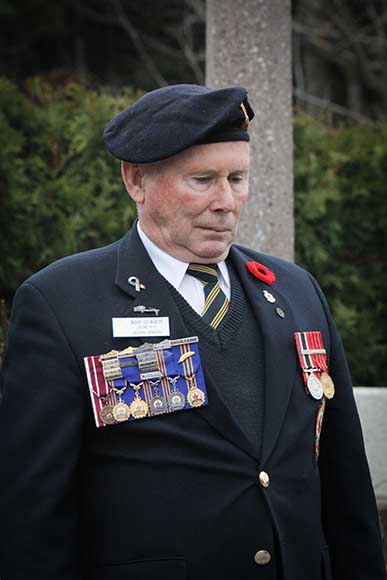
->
[[0, 282, 86, 580], [309, 274, 386, 580]]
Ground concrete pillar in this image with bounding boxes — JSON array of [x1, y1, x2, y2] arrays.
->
[[354, 387, 387, 559], [206, 0, 294, 260], [354, 387, 387, 508]]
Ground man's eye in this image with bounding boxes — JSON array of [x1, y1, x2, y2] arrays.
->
[[229, 175, 244, 183], [194, 176, 211, 183]]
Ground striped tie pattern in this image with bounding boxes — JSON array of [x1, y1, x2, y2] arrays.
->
[[187, 263, 230, 329]]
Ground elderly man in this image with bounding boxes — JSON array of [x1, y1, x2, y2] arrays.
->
[[0, 85, 385, 580]]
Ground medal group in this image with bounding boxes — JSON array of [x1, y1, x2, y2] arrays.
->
[[84, 336, 208, 428], [294, 331, 335, 459]]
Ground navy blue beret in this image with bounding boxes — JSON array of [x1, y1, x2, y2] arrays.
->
[[103, 84, 255, 163]]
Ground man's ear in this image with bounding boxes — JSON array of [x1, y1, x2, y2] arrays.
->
[[121, 161, 146, 203]]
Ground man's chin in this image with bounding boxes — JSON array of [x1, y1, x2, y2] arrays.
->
[[190, 241, 232, 263]]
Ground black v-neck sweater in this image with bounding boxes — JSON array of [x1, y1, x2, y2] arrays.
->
[[168, 263, 265, 457]]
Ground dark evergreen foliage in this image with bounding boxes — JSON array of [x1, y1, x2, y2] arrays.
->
[[294, 115, 387, 385]]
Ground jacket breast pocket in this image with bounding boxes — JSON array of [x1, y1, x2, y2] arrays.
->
[[321, 545, 333, 580], [91, 557, 187, 580]]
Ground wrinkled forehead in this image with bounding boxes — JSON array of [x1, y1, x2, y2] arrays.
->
[[142, 141, 250, 177]]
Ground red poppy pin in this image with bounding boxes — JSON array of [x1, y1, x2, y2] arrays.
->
[[246, 261, 276, 285]]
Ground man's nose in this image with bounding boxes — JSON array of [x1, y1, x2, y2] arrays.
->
[[211, 179, 236, 212]]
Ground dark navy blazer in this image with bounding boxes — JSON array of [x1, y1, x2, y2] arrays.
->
[[0, 225, 385, 580]]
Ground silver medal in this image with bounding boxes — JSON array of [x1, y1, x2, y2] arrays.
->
[[307, 373, 323, 400], [149, 395, 168, 415], [167, 391, 186, 412]]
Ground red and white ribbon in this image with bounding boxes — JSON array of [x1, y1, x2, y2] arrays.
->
[[84, 355, 111, 427], [294, 330, 327, 391]]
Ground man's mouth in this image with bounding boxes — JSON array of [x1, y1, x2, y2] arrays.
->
[[197, 225, 232, 233]]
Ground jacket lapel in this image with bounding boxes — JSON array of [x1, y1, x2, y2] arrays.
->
[[114, 224, 188, 341], [229, 246, 297, 465]]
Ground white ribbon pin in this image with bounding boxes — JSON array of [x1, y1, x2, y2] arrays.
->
[[128, 276, 146, 292]]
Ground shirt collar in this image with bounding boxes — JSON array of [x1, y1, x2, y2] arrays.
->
[[137, 222, 231, 290]]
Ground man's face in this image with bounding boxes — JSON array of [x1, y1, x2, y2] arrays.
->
[[136, 141, 250, 263]]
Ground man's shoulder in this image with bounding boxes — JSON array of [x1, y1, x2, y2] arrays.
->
[[22, 238, 122, 293]]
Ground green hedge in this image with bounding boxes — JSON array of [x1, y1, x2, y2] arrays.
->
[[0, 78, 138, 302], [294, 116, 387, 386], [1, 79, 386, 385]]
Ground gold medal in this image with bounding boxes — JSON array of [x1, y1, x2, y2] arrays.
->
[[100, 404, 116, 425], [320, 372, 335, 399], [112, 401, 130, 422], [129, 398, 148, 419], [187, 387, 206, 408], [128, 381, 149, 419]]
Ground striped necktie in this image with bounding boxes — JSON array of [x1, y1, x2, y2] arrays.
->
[[187, 263, 230, 329]]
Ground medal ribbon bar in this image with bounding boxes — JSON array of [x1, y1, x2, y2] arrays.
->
[[300, 348, 326, 355], [294, 331, 329, 389]]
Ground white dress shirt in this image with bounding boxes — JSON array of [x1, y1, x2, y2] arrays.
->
[[137, 222, 231, 315]]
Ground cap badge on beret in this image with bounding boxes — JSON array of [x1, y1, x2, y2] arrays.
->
[[240, 102, 250, 130]]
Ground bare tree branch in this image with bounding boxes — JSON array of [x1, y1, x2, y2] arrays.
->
[[293, 88, 377, 126], [141, 33, 186, 59], [293, 0, 387, 117], [292, 32, 306, 95], [185, 0, 205, 21], [293, 20, 355, 68], [175, 34, 204, 84], [165, 1, 205, 84], [328, 3, 387, 97], [109, 0, 168, 87], [64, 0, 117, 25]]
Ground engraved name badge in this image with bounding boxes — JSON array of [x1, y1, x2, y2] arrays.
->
[[112, 317, 170, 338]]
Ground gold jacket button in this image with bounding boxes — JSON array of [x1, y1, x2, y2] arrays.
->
[[254, 549, 272, 565], [259, 471, 270, 488]]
